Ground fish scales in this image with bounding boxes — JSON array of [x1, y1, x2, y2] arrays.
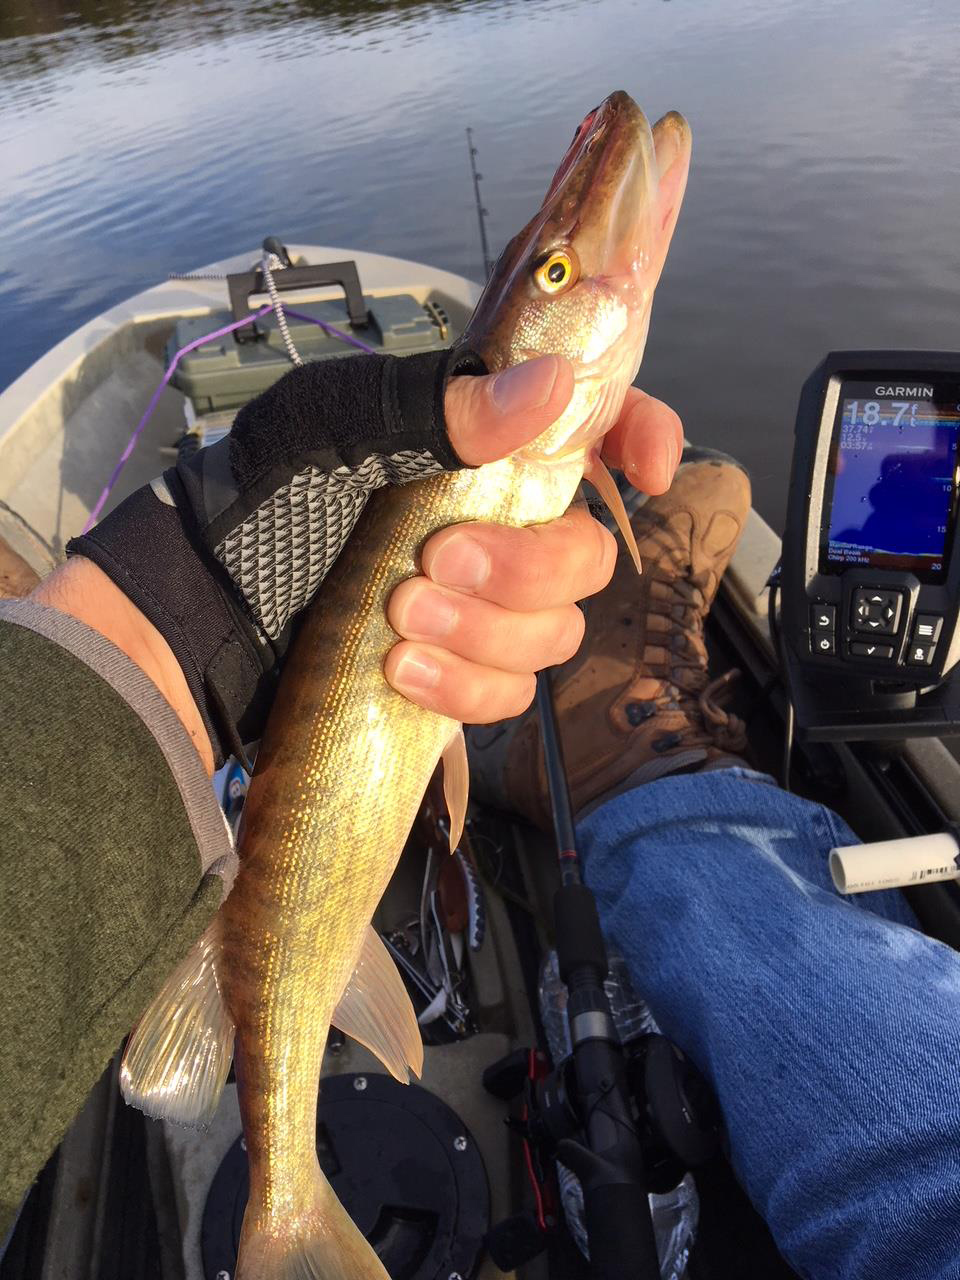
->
[[220, 457, 581, 1225]]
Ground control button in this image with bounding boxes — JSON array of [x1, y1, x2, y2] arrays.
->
[[813, 633, 836, 655], [912, 614, 943, 644], [850, 642, 894, 660], [851, 588, 903, 635], [810, 604, 836, 632], [906, 641, 936, 666]]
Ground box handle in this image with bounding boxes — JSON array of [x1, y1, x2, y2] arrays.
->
[[227, 255, 370, 337]]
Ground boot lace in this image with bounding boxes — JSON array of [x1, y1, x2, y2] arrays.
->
[[643, 552, 747, 755]]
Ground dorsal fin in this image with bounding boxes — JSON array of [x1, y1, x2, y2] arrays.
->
[[120, 921, 234, 1128]]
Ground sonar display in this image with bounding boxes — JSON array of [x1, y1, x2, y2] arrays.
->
[[822, 393, 960, 581]]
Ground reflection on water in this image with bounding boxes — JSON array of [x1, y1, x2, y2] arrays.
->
[[2, 0, 960, 523]]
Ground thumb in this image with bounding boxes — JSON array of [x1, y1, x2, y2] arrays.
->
[[444, 355, 575, 465]]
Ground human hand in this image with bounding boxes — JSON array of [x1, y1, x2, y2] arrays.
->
[[62, 347, 680, 766], [385, 354, 683, 722]]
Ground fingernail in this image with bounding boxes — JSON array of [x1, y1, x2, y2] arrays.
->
[[491, 355, 559, 415], [399, 588, 457, 639], [429, 534, 490, 589], [392, 650, 441, 692]]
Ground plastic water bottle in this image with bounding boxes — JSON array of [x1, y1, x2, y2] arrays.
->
[[538, 950, 699, 1279]]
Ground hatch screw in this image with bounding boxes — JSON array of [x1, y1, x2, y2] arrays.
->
[[216, 1271, 231, 1280], [453, 1135, 468, 1152], [354, 1076, 368, 1091], [449, 1273, 463, 1280], [239, 1138, 246, 1152]]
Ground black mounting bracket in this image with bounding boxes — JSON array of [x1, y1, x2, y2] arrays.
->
[[783, 657, 960, 742]]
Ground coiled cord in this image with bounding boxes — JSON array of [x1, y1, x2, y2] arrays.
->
[[260, 251, 303, 367]]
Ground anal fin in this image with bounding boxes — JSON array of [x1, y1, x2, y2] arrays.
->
[[585, 455, 643, 575], [332, 926, 424, 1083], [120, 920, 234, 1127], [441, 725, 469, 852]]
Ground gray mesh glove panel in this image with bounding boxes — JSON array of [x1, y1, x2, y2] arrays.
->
[[215, 449, 442, 639], [68, 346, 484, 764]]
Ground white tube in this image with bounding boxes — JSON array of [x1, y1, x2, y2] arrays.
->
[[829, 832, 960, 895]]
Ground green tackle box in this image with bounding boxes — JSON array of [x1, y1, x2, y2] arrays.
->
[[168, 291, 449, 415]]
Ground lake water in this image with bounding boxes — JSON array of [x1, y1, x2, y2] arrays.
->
[[2, 0, 959, 525]]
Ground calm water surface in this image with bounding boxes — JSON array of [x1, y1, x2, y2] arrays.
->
[[2, 0, 959, 524]]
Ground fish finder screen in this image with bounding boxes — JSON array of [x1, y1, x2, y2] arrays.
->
[[821, 381, 960, 582]]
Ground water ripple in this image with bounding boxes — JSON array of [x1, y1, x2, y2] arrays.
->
[[2, 0, 960, 519]]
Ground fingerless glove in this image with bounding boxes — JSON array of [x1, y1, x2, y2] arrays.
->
[[68, 346, 484, 765]]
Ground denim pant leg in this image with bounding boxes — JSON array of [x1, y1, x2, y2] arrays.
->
[[581, 768, 960, 1280]]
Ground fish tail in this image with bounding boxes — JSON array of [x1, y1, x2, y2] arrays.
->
[[236, 1165, 389, 1280], [121, 920, 234, 1127]]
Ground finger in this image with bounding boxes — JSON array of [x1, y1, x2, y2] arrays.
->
[[444, 355, 575, 465], [388, 577, 585, 673], [421, 506, 617, 611], [385, 641, 537, 723], [601, 386, 684, 494]]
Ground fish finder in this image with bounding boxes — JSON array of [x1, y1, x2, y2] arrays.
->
[[781, 351, 960, 740]]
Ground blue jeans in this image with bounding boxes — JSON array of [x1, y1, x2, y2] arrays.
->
[[582, 768, 960, 1280]]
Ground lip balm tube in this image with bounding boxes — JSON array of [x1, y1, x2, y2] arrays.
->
[[829, 832, 960, 895]]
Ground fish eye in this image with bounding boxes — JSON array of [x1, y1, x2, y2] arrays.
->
[[534, 249, 579, 294]]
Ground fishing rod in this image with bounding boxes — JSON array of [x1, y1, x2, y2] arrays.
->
[[534, 667, 662, 1280], [466, 126, 493, 279]]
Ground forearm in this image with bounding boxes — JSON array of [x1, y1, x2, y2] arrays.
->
[[0, 603, 231, 1228], [31, 557, 215, 774]]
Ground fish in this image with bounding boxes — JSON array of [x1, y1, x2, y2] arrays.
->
[[119, 90, 691, 1279]]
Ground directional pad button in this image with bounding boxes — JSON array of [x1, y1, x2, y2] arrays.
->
[[851, 588, 903, 636]]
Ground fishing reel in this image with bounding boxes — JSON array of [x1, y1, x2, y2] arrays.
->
[[476, 673, 723, 1279], [482, 1033, 720, 1272]]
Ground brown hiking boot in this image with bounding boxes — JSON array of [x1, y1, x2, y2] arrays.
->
[[468, 447, 752, 829]]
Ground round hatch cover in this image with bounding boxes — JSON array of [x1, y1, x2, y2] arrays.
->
[[201, 1073, 490, 1280]]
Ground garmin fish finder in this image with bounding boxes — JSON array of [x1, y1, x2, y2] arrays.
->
[[781, 351, 960, 740]]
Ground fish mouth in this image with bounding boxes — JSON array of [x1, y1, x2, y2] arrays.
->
[[463, 91, 691, 371], [542, 92, 643, 205], [537, 90, 658, 277]]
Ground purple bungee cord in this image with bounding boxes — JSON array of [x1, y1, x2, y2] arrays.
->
[[82, 302, 379, 533]]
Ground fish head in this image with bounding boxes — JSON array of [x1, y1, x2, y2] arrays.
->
[[462, 90, 691, 462]]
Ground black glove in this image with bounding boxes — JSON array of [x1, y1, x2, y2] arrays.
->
[[68, 347, 485, 766]]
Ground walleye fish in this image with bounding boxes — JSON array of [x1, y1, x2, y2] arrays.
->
[[120, 91, 691, 1278]]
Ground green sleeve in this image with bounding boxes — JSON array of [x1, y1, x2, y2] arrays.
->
[[0, 603, 234, 1232]]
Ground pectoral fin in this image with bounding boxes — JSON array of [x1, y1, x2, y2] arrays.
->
[[585, 455, 643, 575], [441, 725, 469, 852], [120, 921, 235, 1127], [332, 926, 423, 1083]]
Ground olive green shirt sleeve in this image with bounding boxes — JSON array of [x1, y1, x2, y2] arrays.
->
[[0, 601, 235, 1233]]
